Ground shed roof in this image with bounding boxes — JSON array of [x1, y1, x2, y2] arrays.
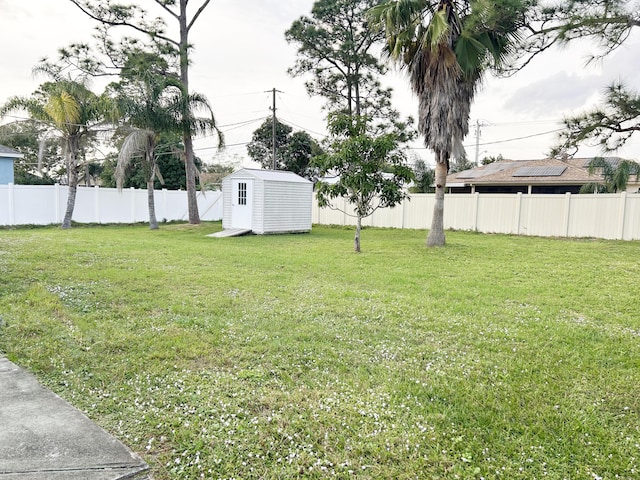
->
[[230, 168, 311, 184], [0, 145, 24, 158]]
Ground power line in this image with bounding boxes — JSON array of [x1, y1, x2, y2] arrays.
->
[[278, 117, 327, 139]]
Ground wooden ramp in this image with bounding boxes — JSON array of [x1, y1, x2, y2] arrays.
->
[[207, 229, 252, 238]]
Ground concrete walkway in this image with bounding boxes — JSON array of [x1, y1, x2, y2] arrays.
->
[[0, 357, 149, 480]]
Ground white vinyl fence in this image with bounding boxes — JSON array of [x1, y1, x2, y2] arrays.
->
[[312, 192, 640, 241], [3, 185, 639, 240], [0, 184, 222, 226]]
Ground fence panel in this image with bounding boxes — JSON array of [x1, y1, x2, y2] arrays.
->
[[0, 184, 222, 226], [311, 192, 640, 241]]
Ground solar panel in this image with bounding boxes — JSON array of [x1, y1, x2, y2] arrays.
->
[[457, 162, 517, 179], [457, 170, 484, 179], [512, 166, 567, 177], [582, 157, 620, 168]]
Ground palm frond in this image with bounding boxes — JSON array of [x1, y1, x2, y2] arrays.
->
[[116, 128, 155, 190]]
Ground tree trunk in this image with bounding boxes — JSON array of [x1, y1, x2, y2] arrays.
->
[[61, 138, 79, 230], [354, 214, 362, 252], [427, 158, 448, 247], [147, 179, 159, 230], [184, 135, 200, 224], [179, 0, 200, 225]]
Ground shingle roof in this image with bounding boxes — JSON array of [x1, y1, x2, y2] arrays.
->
[[448, 158, 612, 185], [0, 145, 23, 158]]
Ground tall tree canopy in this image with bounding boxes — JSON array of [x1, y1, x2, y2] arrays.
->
[[370, 0, 529, 246], [247, 118, 323, 179], [530, 1, 640, 157], [286, 0, 414, 137], [67, 0, 221, 225], [514, 0, 639, 71], [0, 121, 61, 184]]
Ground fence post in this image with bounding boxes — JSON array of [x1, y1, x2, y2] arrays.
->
[[472, 192, 480, 231], [8, 183, 15, 226], [130, 187, 136, 223], [563, 192, 572, 237], [401, 197, 407, 229], [526, 194, 534, 236], [94, 185, 100, 223], [514, 192, 522, 235], [162, 188, 168, 221], [618, 192, 627, 240], [54, 183, 61, 224]]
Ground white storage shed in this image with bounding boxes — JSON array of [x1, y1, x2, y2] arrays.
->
[[221, 169, 313, 234]]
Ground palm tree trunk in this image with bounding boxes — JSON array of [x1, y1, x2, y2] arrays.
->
[[354, 214, 362, 252], [147, 179, 159, 230], [427, 158, 448, 247], [61, 138, 79, 230]]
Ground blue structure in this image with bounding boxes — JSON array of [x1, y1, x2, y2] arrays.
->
[[0, 145, 22, 184]]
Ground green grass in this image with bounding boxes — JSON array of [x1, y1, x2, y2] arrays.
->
[[1, 223, 639, 479]]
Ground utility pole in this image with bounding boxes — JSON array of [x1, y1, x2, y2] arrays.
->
[[268, 88, 283, 170], [474, 120, 489, 166]]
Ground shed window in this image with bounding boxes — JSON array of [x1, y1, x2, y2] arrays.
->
[[238, 182, 247, 205]]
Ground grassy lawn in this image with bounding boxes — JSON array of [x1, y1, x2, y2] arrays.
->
[[1, 223, 639, 479]]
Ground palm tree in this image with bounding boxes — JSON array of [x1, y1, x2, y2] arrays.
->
[[112, 62, 223, 229], [116, 129, 165, 229], [369, 0, 527, 246], [113, 70, 177, 230], [1, 79, 112, 228], [579, 157, 640, 193]]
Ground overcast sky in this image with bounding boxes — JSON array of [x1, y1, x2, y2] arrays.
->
[[1, 0, 639, 168]]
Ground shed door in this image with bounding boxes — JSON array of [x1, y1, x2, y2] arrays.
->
[[231, 179, 253, 229]]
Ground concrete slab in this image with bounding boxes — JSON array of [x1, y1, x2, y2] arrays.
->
[[207, 229, 252, 238], [0, 357, 148, 480]]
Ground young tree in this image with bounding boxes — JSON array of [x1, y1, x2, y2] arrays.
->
[[1, 78, 112, 228], [314, 114, 413, 252], [68, 0, 218, 225], [369, 0, 529, 246]]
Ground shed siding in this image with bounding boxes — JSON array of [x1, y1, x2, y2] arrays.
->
[[221, 175, 233, 229], [252, 177, 266, 233], [0, 158, 14, 184], [260, 181, 312, 233]]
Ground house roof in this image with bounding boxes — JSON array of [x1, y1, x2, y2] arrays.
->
[[447, 157, 622, 186], [0, 145, 24, 158], [230, 168, 311, 184]]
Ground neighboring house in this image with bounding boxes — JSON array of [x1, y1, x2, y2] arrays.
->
[[0, 145, 23, 184], [221, 168, 313, 234], [447, 157, 640, 194]]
